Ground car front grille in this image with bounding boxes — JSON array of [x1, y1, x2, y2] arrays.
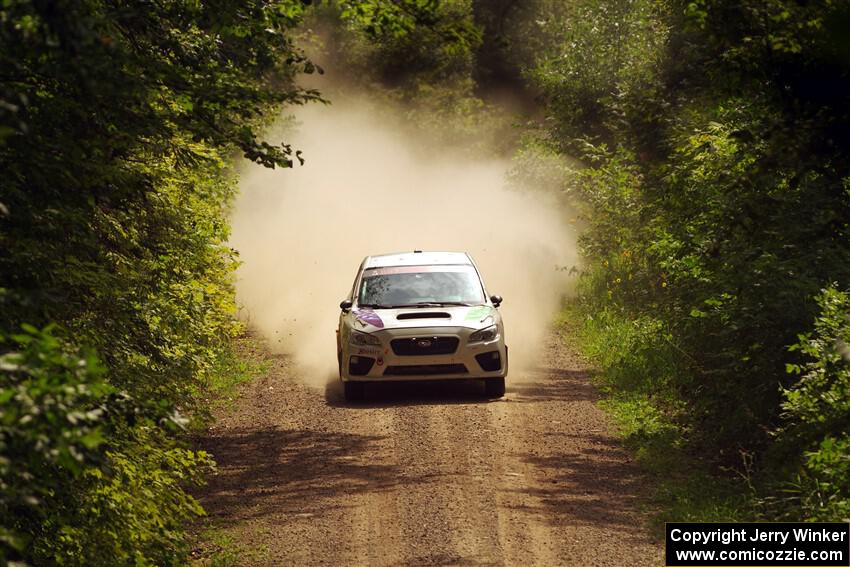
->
[[383, 364, 468, 376], [390, 336, 459, 356]]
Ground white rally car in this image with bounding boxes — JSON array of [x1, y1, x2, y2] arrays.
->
[[337, 251, 507, 401]]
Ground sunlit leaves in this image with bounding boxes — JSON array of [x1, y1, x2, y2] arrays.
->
[[778, 287, 850, 520]]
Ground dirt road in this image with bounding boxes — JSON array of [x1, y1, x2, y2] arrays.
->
[[194, 329, 663, 566]]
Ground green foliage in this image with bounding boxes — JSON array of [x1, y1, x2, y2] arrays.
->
[[773, 287, 850, 520], [0, 0, 322, 405], [0, 326, 112, 558], [529, 0, 850, 520], [192, 334, 270, 428], [303, 0, 515, 154], [783, 287, 850, 431], [1, 327, 212, 565], [0, 0, 320, 169], [559, 304, 748, 527], [527, 0, 671, 151], [34, 426, 212, 566], [0, 0, 325, 563], [334, 0, 482, 87]]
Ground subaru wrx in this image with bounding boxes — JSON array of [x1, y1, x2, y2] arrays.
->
[[337, 251, 507, 401]]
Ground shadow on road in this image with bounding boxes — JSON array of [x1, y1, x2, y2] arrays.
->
[[509, 366, 600, 403], [504, 431, 655, 545], [324, 378, 498, 409], [499, 361, 656, 545], [323, 365, 598, 409], [196, 426, 401, 523]]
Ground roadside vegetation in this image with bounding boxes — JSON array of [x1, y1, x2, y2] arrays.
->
[[2, 0, 847, 564], [0, 1, 320, 563], [525, 0, 850, 522]]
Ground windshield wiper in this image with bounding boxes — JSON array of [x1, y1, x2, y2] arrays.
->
[[405, 301, 473, 307]]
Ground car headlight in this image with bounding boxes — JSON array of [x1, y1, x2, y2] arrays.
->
[[469, 325, 498, 343], [350, 330, 381, 346]]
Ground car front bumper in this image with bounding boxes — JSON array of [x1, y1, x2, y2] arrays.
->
[[340, 325, 507, 382]]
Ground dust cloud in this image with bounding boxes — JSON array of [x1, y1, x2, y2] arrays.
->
[[229, 100, 578, 388]]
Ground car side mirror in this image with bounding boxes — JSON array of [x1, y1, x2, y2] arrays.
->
[[340, 299, 353, 311], [490, 295, 502, 307]]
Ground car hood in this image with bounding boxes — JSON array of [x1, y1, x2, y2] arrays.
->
[[347, 305, 498, 331]]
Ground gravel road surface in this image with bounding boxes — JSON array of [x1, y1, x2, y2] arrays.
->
[[194, 330, 662, 566]]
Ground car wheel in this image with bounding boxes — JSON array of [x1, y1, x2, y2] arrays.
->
[[344, 381, 366, 402], [484, 377, 505, 398]]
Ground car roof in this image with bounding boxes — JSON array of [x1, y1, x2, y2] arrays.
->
[[363, 251, 473, 269]]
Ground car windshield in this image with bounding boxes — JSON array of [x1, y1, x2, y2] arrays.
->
[[358, 265, 486, 307]]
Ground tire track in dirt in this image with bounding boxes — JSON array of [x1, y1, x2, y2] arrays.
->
[[193, 331, 662, 566]]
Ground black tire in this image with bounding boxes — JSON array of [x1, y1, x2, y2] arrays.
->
[[484, 377, 505, 398], [344, 381, 366, 402]]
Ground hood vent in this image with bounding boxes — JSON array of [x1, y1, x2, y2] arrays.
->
[[396, 312, 451, 320]]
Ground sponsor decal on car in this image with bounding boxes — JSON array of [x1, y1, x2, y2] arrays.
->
[[353, 308, 384, 328], [465, 305, 493, 321]]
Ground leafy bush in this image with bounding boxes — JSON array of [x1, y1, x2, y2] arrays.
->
[[526, 0, 671, 152], [36, 426, 212, 566], [527, 0, 850, 519], [775, 287, 850, 520], [0, 326, 112, 560], [1, 326, 212, 565], [0, 1, 324, 563]]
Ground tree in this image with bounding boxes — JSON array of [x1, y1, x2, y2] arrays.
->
[[0, 1, 323, 562]]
